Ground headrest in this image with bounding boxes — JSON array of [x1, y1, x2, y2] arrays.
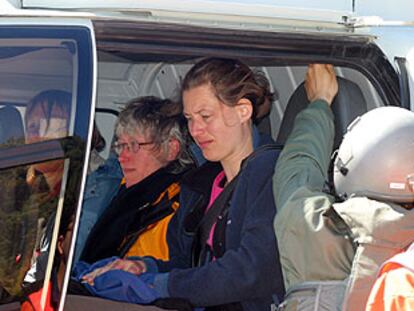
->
[[276, 77, 368, 149], [0, 105, 24, 146]]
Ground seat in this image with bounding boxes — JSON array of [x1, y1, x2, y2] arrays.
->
[[276, 77, 368, 150], [0, 105, 24, 146], [65, 295, 167, 311]]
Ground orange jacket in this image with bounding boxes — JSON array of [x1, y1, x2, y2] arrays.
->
[[123, 182, 180, 261], [21, 281, 54, 311], [366, 242, 414, 311]]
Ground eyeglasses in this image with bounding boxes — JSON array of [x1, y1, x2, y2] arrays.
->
[[112, 140, 154, 155]]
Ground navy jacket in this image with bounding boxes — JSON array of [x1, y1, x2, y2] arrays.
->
[[157, 141, 285, 310]]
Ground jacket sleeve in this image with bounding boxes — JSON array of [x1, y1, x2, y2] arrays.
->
[[273, 100, 334, 210], [166, 152, 283, 307], [272, 100, 354, 290]]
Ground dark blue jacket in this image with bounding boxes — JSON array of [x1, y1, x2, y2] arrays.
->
[[156, 140, 285, 310]]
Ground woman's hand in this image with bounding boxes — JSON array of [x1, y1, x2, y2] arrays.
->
[[304, 64, 338, 106], [82, 258, 147, 286]]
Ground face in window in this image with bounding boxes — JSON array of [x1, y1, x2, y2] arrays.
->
[[25, 90, 71, 188], [25, 103, 68, 144], [183, 84, 251, 163]]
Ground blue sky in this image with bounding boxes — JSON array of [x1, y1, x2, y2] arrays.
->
[[204, 0, 414, 21], [205, 0, 351, 10]]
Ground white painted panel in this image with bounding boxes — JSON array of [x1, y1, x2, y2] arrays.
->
[[95, 61, 383, 150], [21, 0, 350, 24]]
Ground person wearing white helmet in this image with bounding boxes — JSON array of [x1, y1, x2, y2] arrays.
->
[[273, 64, 414, 310], [334, 105, 414, 203]]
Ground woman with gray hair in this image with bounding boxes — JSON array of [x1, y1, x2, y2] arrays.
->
[[79, 96, 192, 269], [114, 96, 190, 184]]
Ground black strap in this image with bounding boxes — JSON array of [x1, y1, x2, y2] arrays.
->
[[212, 209, 229, 258], [199, 176, 239, 249]]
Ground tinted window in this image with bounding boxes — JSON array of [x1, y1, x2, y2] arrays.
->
[[0, 26, 93, 309]]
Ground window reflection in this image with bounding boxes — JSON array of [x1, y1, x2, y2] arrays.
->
[[0, 161, 63, 299], [0, 40, 75, 310], [25, 90, 71, 143], [20, 91, 71, 310], [25, 90, 71, 193], [0, 164, 28, 298], [0, 105, 25, 146]]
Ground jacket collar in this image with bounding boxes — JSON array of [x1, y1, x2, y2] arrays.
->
[[181, 161, 222, 196], [116, 165, 183, 207]]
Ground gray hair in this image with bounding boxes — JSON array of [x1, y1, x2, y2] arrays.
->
[[115, 96, 192, 171]]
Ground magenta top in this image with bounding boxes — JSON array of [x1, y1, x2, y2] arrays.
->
[[205, 171, 226, 252]]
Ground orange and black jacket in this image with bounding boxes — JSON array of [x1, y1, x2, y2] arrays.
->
[[80, 165, 187, 263]]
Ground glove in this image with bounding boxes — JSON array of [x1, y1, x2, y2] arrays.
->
[[85, 270, 167, 304]]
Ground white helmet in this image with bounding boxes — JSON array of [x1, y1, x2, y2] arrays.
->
[[334, 106, 414, 203]]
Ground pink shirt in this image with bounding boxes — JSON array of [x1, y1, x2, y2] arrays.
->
[[206, 171, 226, 250]]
